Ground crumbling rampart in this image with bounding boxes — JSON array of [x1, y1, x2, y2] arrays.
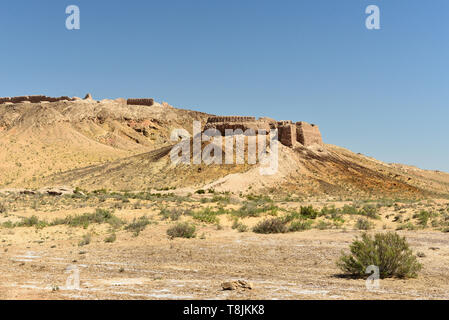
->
[[204, 116, 323, 147], [127, 98, 154, 106]]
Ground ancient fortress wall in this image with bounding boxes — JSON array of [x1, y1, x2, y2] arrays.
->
[[277, 123, 297, 147], [0, 95, 74, 104], [205, 116, 323, 147], [207, 116, 256, 123], [204, 116, 270, 134], [127, 98, 154, 106], [296, 121, 323, 146]]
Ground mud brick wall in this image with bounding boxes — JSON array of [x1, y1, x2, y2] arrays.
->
[[206, 122, 271, 135], [127, 98, 155, 106], [278, 124, 296, 147], [0, 95, 74, 104], [207, 116, 256, 123], [296, 121, 323, 146]]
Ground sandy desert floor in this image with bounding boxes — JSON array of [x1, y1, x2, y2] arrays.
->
[[0, 192, 448, 300]]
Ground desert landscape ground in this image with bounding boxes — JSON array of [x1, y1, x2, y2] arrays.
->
[[1, 96, 449, 300]]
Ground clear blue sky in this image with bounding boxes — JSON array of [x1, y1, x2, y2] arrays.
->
[[0, 0, 448, 172]]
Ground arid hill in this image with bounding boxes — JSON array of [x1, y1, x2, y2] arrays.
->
[[1, 95, 448, 199]]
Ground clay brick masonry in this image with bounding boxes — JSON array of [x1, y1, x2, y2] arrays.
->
[[205, 116, 323, 147]]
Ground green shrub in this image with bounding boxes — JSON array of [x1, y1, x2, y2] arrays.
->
[[231, 219, 248, 232], [413, 210, 435, 227], [289, 219, 313, 232], [160, 208, 183, 221], [337, 232, 422, 279], [18, 215, 47, 228], [192, 208, 219, 224], [316, 221, 332, 230], [361, 205, 380, 219], [300, 206, 318, 219], [253, 218, 287, 234], [52, 208, 123, 229], [125, 216, 151, 236], [396, 222, 417, 231], [355, 218, 374, 230], [167, 222, 196, 239], [282, 211, 301, 223]]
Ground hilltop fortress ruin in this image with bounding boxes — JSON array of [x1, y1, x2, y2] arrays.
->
[[0, 95, 323, 148], [0, 94, 156, 106], [204, 116, 323, 147]]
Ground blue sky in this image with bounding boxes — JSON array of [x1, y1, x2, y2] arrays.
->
[[0, 0, 448, 172]]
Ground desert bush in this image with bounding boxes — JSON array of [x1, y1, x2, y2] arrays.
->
[[341, 205, 359, 215], [282, 211, 301, 223], [231, 219, 248, 232], [300, 206, 318, 219], [337, 232, 422, 279], [104, 233, 117, 243], [125, 216, 151, 236], [233, 203, 261, 218], [160, 208, 183, 221], [79, 233, 92, 246], [52, 208, 123, 229], [361, 205, 380, 219], [253, 218, 287, 234], [316, 220, 332, 230], [288, 219, 313, 232], [0, 203, 7, 214], [18, 215, 47, 228], [396, 222, 417, 231], [413, 210, 436, 227], [166, 222, 196, 239], [192, 208, 219, 224], [355, 218, 374, 230]]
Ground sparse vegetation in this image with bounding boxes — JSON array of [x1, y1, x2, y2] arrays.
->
[[355, 218, 374, 230], [191, 207, 220, 224], [167, 222, 196, 239], [253, 218, 287, 234], [288, 219, 313, 232], [0, 203, 7, 214], [337, 232, 422, 279], [79, 233, 92, 246], [52, 208, 123, 229], [159, 208, 183, 221], [231, 219, 248, 232], [104, 233, 117, 243], [125, 216, 151, 236]]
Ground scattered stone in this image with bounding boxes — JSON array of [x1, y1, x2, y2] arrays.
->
[[221, 280, 253, 291], [39, 186, 75, 196], [221, 281, 237, 290], [417, 252, 426, 258], [84, 93, 93, 100]]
